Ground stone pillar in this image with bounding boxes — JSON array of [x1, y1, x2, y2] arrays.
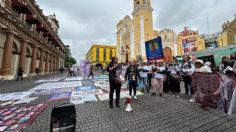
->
[[19, 40, 27, 71], [50, 55, 53, 72], [45, 53, 49, 73], [39, 50, 44, 74], [0, 32, 14, 76], [30, 46, 37, 74]]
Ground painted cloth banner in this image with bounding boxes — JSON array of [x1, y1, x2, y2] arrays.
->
[[0, 91, 34, 101], [49, 92, 71, 101], [182, 37, 197, 54], [76, 86, 96, 91], [0, 103, 48, 132], [145, 37, 164, 62], [79, 60, 91, 77], [30, 81, 82, 91]]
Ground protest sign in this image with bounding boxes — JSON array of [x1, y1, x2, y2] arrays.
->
[[145, 37, 164, 62]]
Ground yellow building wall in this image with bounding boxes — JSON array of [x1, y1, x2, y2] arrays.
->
[[217, 31, 229, 47], [196, 37, 205, 51], [133, 10, 154, 57], [86, 45, 116, 66]]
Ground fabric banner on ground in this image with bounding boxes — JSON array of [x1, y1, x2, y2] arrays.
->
[[64, 77, 83, 81], [0, 101, 15, 107], [70, 91, 84, 104], [70, 91, 97, 104], [145, 37, 164, 62], [93, 75, 109, 80], [0, 103, 48, 132], [97, 93, 109, 101], [32, 87, 76, 96], [30, 81, 82, 91], [0, 91, 34, 101], [34, 79, 61, 83], [83, 94, 97, 102], [79, 60, 91, 77], [13, 97, 38, 105], [49, 92, 71, 101], [76, 86, 96, 91]]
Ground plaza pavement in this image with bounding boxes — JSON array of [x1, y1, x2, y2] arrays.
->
[[0, 73, 236, 132]]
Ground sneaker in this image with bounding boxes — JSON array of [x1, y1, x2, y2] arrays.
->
[[189, 98, 195, 103], [151, 93, 156, 96], [159, 93, 163, 97], [176, 95, 180, 99], [134, 96, 138, 100]]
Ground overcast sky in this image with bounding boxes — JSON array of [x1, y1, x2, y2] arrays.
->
[[37, 0, 236, 61]]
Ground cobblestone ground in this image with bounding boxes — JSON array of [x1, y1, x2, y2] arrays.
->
[[1, 73, 236, 132]]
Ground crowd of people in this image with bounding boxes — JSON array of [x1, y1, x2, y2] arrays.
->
[[106, 55, 236, 115]]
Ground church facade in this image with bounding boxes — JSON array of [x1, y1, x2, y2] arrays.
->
[[116, 0, 158, 62]]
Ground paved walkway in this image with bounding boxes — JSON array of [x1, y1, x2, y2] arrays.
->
[[0, 74, 236, 132]]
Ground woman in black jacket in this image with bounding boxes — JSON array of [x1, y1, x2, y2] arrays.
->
[[125, 60, 140, 100]]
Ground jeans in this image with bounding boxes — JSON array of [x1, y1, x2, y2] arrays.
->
[[141, 77, 149, 93], [182, 76, 192, 95]]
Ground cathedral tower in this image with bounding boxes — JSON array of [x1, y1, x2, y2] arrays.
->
[[132, 0, 154, 59]]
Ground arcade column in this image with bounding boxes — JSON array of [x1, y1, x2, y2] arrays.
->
[[30, 46, 37, 74], [19, 40, 27, 71], [0, 32, 14, 78]]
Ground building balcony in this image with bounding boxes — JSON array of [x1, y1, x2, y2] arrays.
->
[[0, 4, 64, 57]]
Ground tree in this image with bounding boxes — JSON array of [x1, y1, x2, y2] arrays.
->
[[65, 55, 76, 67]]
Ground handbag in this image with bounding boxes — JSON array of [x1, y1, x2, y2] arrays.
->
[[111, 75, 123, 84]]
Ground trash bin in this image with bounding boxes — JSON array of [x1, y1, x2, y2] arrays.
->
[[50, 103, 76, 132]]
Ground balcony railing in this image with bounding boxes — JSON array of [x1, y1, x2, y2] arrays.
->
[[0, 4, 63, 57]]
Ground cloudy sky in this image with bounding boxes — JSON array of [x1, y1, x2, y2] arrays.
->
[[37, 0, 236, 61]]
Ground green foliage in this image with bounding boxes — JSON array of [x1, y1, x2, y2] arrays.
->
[[65, 55, 76, 67]]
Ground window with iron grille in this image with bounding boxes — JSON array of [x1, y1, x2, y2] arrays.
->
[[96, 48, 99, 62]]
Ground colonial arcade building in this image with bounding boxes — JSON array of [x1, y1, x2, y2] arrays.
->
[[0, 0, 66, 80]]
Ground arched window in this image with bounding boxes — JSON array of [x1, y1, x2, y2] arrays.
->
[[103, 49, 106, 61], [26, 47, 31, 57], [12, 42, 18, 54], [36, 52, 40, 60], [96, 48, 99, 62], [110, 49, 112, 60]]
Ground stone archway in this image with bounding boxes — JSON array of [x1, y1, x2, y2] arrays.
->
[[36, 51, 41, 69], [11, 42, 20, 75], [163, 47, 173, 63], [25, 46, 32, 75]]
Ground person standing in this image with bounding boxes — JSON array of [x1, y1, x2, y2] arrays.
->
[[107, 57, 121, 108], [180, 55, 195, 95], [138, 62, 150, 94], [168, 64, 181, 98], [151, 61, 166, 97], [16, 67, 24, 81], [125, 60, 140, 99]]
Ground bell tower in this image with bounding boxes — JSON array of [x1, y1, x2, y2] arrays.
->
[[132, 0, 154, 59]]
